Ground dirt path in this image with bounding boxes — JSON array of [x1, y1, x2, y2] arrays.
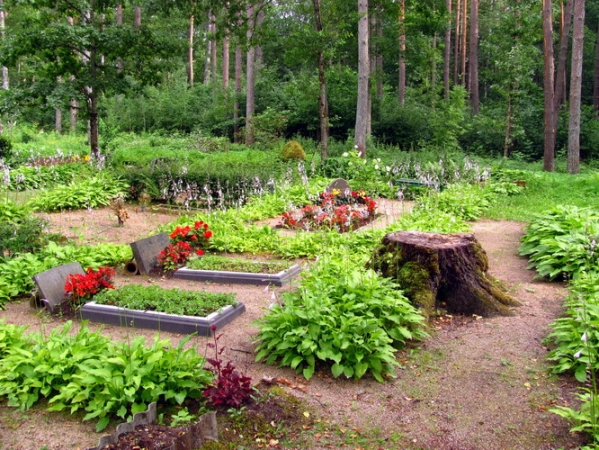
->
[[0, 208, 585, 449]]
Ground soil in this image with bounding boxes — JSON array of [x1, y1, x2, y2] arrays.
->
[[0, 203, 587, 449]]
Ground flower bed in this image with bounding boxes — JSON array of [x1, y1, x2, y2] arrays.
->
[[81, 284, 245, 335], [279, 190, 378, 233], [173, 256, 302, 286]]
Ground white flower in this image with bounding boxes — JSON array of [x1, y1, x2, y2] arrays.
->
[[342, 152, 349, 157], [582, 331, 588, 342], [574, 350, 582, 358]]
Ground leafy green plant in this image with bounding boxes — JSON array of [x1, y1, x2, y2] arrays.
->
[[0, 215, 53, 258], [170, 408, 197, 427], [0, 321, 213, 432], [545, 272, 599, 378], [254, 257, 427, 382], [519, 206, 599, 280], [93, 284, 237, 317], [27, 174, 127, 211], [415, 183, 495, 222], [547, 271, 599, 444], [187, 254, 292, 274], [0, 198, 29, 223]]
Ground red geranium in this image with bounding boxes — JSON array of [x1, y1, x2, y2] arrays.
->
[[64, 267, 115, 305]]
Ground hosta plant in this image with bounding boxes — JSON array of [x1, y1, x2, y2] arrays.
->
[[254, 257, 427, 382], [0, 321, 213, 432], [519, 206, 599, 280]]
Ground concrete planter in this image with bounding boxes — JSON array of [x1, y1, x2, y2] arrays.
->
[[172, 263, 302, 287], [80, 301, 245, 336]]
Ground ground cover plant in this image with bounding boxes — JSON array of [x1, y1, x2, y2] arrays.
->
[[93, 284, 237, 317], [0, 321, 213, 432]]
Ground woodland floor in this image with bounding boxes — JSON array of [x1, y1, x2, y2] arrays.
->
[[0, 202, 587, 449]]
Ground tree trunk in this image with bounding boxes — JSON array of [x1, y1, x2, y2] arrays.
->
[[313, 0, 329, 160], [443, 0, 452, 100], [223, 34, 230, 89], [187, 7, 194, 87], [116, 3, 123, 73], [461, 0, 468, 86], [245, 3, 256, 146], [188, 4, 194, 86], [1, 0, 9, 90], [204, 13, 212, 84], [543, 0, 556, 172], [398, 0, 406, 106], [370, 231, 520, 319], [210, 11, 217, 82], [504, 89, 512, 158], [134, 5, 141, 29], [234, 44, 242, 143], [555, 0, 573, 107], [468, 0, 479, 113], [568, 0, 585, 174], [593, 18, 599, 113], [355, 0, 369, 157]]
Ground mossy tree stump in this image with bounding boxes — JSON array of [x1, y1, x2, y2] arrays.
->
[[370, 231, 520, 319]]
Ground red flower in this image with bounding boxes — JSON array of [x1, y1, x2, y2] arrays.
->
[[204, 230, 213, 239], [196, 249, 205, 256]]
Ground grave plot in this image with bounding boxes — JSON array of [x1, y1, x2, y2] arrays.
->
[[277, 178, 379, 233]]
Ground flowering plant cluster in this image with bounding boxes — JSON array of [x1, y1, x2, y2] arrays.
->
[[64, 266, 116, 305], [280, 190, 377, 233], [158, 221, 213, 271]]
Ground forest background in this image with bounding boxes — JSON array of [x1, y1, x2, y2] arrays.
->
[[0, 0, 598, 171]]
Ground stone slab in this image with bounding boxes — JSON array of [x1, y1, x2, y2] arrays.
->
[[130, 232, 170, 275], [325, 178, 351, 195], [32, 262, 85, 311]]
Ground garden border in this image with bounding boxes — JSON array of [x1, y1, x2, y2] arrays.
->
[[172, 263, 302, 286], [80, 301, 246, 335]]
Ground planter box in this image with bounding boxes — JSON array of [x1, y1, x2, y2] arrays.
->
[[80, 301, 245, 336], [172, 263, 302, 286], [88, 402, 218, 450]]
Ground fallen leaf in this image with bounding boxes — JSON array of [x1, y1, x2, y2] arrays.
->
[[303, 411, 310, 418]]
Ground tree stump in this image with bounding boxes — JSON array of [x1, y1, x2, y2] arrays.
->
[[370, 231, 520, 319]]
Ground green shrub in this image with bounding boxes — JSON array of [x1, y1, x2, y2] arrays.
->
[[26, 174, 127, 211], [0, 216, 53, 258], [0, 321, 213, 432], [519, 206, 599, 280], [254, 257, 427, 382], [280, 140, 306, 161], [0, 135, 13, 160]]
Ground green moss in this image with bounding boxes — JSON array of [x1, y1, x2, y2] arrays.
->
[[280, 140, 306, 161]]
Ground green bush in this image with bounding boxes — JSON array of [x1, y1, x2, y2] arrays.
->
[[519, 206, 599, 280], [0, 135, 13, 160], [0, 216, 53, 258], [280, 140, 306, 161], [26, 174, 127, 211], [254, 257, 427, 382], [0, 321, 213, 432]]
